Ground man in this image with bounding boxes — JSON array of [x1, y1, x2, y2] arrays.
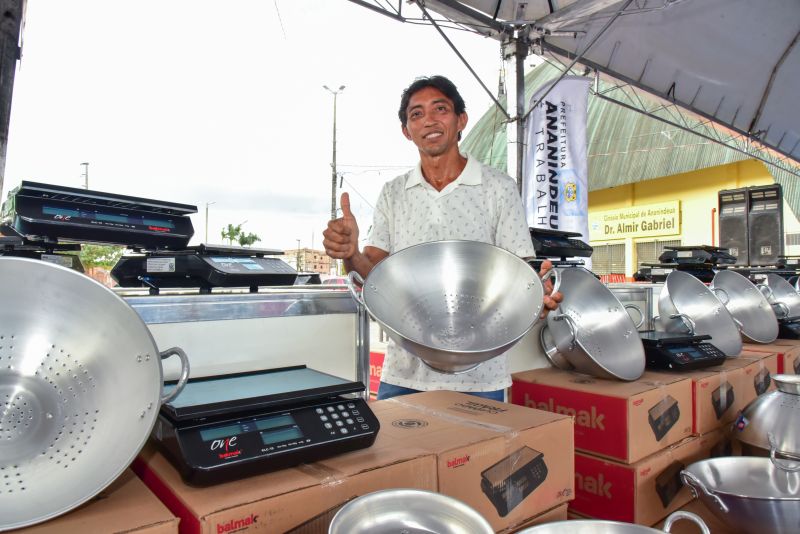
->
[[323, 75, 561, 401]]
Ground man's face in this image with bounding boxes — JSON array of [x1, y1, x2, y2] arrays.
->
[[402, 87, 467, 158]]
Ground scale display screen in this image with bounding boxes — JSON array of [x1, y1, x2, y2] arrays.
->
[[198, 414, 301, 443], [199, 423, 244, 442], [261, 426, 303, 445], [667, 347, 704, 359], [43, 205, 176, 229]]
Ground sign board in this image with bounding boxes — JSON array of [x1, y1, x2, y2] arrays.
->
[[589, 201, 680, 241]]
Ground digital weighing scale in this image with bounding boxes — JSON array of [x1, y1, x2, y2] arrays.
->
[[152, 366, 380, 486], [2, 180, 196, 250], [111, 244, 297, 293], [529, 228, 593, 261], [640, 331, 727, 371]]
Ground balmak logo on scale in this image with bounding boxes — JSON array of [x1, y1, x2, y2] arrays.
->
[[210, 436, 242, 460]]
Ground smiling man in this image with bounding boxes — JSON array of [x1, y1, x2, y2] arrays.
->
[[323, 75, 560, 401]]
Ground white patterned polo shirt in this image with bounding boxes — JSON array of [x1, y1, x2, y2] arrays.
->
[[366, 154, 536, 391]]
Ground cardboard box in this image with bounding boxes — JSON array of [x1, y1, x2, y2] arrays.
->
[[373, 391, 574, 532], [133, 432, 437, 534], [500, 503, 568, 533], [18, 470, 178, 534], [653, 499, 736, 533], [511, 368, 693, 463], [571, 432, 722, 525], [743, 341, 800, 374], [368, 350, 385, 397]]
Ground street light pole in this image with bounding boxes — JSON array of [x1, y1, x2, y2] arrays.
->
[[204, 201, 216, 244], [296, 238, 302, 271], [323, 85, 345, 221], [80, 162, 89, 189]]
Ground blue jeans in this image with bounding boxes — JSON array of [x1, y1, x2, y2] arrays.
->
[[376, 381, 505, 402]]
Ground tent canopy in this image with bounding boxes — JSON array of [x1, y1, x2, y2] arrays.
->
[[358, 0, 800, 170]]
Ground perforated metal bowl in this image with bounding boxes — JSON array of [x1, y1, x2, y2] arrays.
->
[[348, 241, 549, 374], [0, 257, 189, 531]]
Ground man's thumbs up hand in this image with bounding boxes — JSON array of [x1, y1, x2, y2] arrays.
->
[[323, 192, 360, 260]]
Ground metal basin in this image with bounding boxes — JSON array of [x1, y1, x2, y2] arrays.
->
[[516, 511, 709, 533], [0, 257, 189, 531], [542, 267, 645, 381], [759, 273, 800, 319], [348, 240, 547, 374], [735, 374, 800, 469], [711, 270, 778, 343], [682, 457, 800, 534], [657, 271, 742, 357], [328, 488, 494, 534]]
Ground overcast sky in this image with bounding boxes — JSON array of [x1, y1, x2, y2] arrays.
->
[[2, 1, 515, 250]]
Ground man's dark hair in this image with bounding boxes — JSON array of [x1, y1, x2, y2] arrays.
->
[[398, 75, 466, 126]]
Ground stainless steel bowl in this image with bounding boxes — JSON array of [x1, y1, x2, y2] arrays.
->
[[735, 374, 800, 469], [711, 270, 778, 344], [682, 457, 800, 534], [543, 267, 645, 381], [758, 273, 800, 319], [328, 488, 494, 534], [348, 240, 550, 374], [657, 271, 742, 357], [0, 257, 189, 531], [516, 511, 709, 533]]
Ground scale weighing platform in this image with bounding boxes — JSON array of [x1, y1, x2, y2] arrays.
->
[[152, 366, 380, 486], [640, 331, 727, 371]]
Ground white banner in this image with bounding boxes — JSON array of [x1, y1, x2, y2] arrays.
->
[[522, 76, 591, 258]]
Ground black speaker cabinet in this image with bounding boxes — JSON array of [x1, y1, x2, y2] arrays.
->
[[748, 184, 784, 265], [719, 188, 749, 265]]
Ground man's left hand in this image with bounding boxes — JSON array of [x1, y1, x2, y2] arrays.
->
[[539, 259, 563, 319]]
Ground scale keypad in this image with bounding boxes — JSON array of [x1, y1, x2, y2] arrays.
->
[[318, 401, 370, 435]]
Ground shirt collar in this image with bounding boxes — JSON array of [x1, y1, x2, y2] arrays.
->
[[405, 153, 482, 190]]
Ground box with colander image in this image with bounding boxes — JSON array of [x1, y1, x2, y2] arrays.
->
[[512, 368, 692, 463]]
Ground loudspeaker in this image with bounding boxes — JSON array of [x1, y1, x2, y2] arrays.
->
[[718, 188, 749, 265], [748, 184, 784, 265]]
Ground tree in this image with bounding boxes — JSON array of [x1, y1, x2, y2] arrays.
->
[[220, 223, 260, 247], [79, 244, 125, 269]]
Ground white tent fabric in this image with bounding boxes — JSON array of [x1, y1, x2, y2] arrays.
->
[[422, 0, 800, 165]]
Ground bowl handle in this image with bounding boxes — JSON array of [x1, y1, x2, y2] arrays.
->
[[680, 470, 729, 513], [711, 286, 730, 305], [757, 283, 774, 300], [773, 301, 790, 319], [552, 312, 577, 352], [731, 316, 744, 332], [663, 511, 710, 534], [623, 304, 645, 329], [670, 313, 696, 335], [540, 267, 561, 296], [347, 271, 366, 308], [159, 347, 191, 405], [769, 432, 800, 472]]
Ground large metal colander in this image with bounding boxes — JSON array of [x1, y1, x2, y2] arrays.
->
[[348, 240, 549, 373], [0, 257, 189, 531]]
